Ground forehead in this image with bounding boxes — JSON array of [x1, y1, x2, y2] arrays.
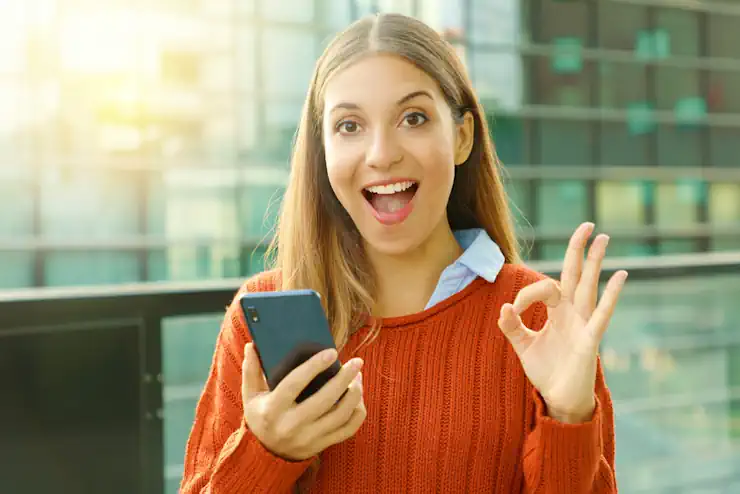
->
[[323, 54, 443, 110]]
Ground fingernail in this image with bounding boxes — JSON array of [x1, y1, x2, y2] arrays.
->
[[355, 371, 363, 385], [323, 349, 338, 362], [350, 358, 364, 371]]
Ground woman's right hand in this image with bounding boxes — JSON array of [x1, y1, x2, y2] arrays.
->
[[241, 342, 366, 461]]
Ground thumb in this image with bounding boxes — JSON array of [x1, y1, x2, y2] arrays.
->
[[242, 343, 269, 402], [498, 303, 534, 352]]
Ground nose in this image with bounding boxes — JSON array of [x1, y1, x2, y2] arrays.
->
[[365, 127, 402, 169]]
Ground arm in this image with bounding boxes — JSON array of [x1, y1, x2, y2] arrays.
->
[[521, 359, 617, 494], [179, 292, 313, 494]]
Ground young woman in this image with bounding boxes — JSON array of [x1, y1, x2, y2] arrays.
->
[[180, 13, 625, 494]]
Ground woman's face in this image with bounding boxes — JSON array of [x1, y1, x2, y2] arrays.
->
[[322, 54, 473, 256]]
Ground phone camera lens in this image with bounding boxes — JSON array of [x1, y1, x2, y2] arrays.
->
[[247, 307, 260, 323]]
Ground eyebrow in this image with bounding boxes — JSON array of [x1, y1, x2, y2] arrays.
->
[[329, 90, 434, 113]]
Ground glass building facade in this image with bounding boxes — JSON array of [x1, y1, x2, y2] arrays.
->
[[1, 0, 739, 492], [1, 0, 739, 290]]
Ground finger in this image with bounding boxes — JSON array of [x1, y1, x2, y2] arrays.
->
[[296, 357, 363, 423], [512, 278, 561, 314], [242, 343, 269, 401], [498, 303, 535, 352], [587, 270, 628, 343], [311, 373, 363, 437], [271, 348, 339, 408], [574, 234, 609, 320], [560, 222, 594, 301], [316, 401, 367, 451]]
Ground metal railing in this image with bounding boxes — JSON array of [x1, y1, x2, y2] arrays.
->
[[0, 251, 739, 493]]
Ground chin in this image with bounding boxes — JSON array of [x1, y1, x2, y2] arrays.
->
[[361, 233, 427, 257]]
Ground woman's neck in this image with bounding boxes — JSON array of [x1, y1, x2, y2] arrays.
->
[[367, 222, 463, 318]]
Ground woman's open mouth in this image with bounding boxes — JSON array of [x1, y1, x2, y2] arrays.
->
[[362, 180, 419, 226]]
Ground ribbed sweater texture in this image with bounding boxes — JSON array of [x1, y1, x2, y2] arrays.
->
[[180, 264, 617, 493]]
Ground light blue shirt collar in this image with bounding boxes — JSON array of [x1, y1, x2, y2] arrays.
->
[[425, 228, 505, 309]]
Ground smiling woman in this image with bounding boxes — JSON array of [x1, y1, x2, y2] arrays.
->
[[180, 12, 625, 494]]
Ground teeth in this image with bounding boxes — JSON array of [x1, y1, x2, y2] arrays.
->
[[365, 181, 415, 195]]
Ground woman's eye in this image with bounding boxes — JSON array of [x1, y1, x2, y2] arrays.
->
[[402, 112, 428, 128], [337, 120, 361, 134]]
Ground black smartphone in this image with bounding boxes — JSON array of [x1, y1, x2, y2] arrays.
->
[[239, 289, 341, 403]]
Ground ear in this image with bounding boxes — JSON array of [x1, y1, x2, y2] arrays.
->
[[454, 111, 475, 166]]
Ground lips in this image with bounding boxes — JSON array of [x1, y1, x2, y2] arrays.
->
[[362, 179, 419, 226]]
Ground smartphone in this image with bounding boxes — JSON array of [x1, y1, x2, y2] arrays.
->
[[239, 289, 341, 403]]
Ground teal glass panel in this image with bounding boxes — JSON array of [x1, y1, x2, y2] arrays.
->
[[44, 252, 140, 286], [0, 251, 34, 288], [675, 97, 707, 126], [659, 239, 696, 254], [162, 313, 225, 492], [536, 181, 589, 229], [626, 101, 655, 135], [551, 37, 583, 74]]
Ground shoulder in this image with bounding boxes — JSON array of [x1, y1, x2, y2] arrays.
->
[[238, 269, 282, 296], [497, 262, 552, 291]]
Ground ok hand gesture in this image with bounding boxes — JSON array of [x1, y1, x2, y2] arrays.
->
[[498, 223, 627, 423]]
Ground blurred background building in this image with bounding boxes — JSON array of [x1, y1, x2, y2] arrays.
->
[[0, 0, 739, 493]]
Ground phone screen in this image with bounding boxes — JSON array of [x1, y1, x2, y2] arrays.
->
[[240, 290, 341, 402]]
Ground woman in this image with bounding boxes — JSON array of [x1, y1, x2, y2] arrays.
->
[[180, 12, 625, 494]]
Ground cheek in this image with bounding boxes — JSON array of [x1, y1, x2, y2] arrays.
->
[[324, 140, 357, 205]]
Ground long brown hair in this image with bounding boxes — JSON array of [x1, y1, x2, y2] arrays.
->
[[266, 12, 520, 349]]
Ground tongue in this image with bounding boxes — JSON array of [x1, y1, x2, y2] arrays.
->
[[370, 189, 415, 213]]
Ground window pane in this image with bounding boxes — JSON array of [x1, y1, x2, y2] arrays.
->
[[708, 71, 740, 114], [600, 122, 651, 166], [596, 181, 648, 229], [262, 28, 317, 98], [0, 181, 34, 236], [655, 68, 701, 112], [540, 241, 567, 261], [40, 169, 139, 238], [504, 178, 532, 232], [44, 251, 141, 286], [528, 55, 594, 107], [657, 126, 702, 167], [536, 180, 588, 230], [708, 183, 740, 226], [262, 0, 314, 22], [0, 251, 34, 288], [655, 181, 703, 228], [597, 2, 648, 51], [654, 9, 700, 57], [605, 240, 655, 257], [260, 102, 302, 162], [659, 239, 696, 255], [323, 0, 354, 31], [709, 128, 739, 168], [538, 120, 593, 166], [240, 185, 283, 239], [489, 115, 527, 165], [599, 62, 647, 110], [162, 314, 224, 492], [536, 0, 589, 44], [709, 12, 740, 59], [472, 51, 524, 113]]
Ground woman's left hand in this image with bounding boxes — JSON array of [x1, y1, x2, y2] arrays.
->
[[498, 222, 627, 424]]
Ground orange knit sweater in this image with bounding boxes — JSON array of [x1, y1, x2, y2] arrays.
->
[[180, 264, 617, 493]]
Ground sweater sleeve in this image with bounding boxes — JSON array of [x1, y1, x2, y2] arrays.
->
[[520, 307, 618, 493], [179, 289, 313, 493]]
